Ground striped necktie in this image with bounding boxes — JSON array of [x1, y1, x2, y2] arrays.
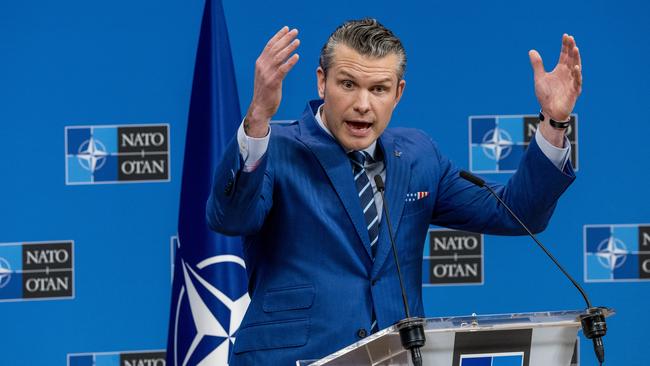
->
[[348, 151, 380, 258], [349, 151, 381, 334]]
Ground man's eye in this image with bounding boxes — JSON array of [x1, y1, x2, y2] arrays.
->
[[342, 80, 354, 89], [372, 86, 386, 93]]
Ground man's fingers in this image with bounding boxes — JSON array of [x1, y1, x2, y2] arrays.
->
[[265, 26, 289, 51], [572, 45, 582, 69], [558, 33, 571, 65], [278, 53, 300, 77], [270, 28, 299, 58], [528, 49, 545, 78], [274, 38, 300, 65], [573, 64, 582, 91]]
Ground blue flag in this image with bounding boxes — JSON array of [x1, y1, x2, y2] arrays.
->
[[166, 0, 249, 364]]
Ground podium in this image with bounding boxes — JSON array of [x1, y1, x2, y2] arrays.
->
[[297, 308, 614, 366]]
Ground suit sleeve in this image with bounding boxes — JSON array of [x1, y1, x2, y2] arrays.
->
[[206, 134, 274, 236], [430, 136, 576, 235]]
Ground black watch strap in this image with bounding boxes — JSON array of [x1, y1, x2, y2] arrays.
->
[[539, 112, 570, 129]]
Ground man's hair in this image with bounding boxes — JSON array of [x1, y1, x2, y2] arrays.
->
[[319, 18, 407, 80]]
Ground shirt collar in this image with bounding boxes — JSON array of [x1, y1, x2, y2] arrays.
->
[[314, 103, 378, 159]]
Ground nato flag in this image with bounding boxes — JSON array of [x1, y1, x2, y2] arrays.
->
[[166, 0, 249, 364]]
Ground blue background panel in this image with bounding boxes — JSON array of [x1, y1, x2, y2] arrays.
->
[[93, 156, 119, 182], [0, 245, 23, 272], [67, 156, 93, 183], [92, 127, 118, 154], [0, 272, 23, 300], [586, 227, 610, 253], [497, 145, 524, 171], [68, 355, 93, 366], [612, 226, 638, 252], [497, 117, 524, 142], [1, 0, 649, 365], [586, 255, 611, 281], [471, 118, 496, 144], [95, 354, 120, 366], [471, 145, 496, 172], [613, 254, 639, 279], [66, 128, 91, 155]]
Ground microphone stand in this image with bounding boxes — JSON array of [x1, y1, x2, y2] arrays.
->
[[374, 175, 426, 366], [459, 170, 609, 365]]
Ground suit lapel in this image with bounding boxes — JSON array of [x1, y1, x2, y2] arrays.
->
[[296, 102, 373, 260], [372, 134, 411, 277]]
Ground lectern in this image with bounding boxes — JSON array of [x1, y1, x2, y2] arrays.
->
[[297, 308, 614, 366]]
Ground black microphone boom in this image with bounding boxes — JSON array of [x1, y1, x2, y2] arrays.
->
[[374, 175, 426, 366], [458, 170, 608, 365], [459, 170, 485, 187]]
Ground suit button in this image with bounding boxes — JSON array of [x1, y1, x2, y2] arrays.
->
[[357, 328, 368, 338], [371, 278, 378, 286], [224, 180, 234, 195]]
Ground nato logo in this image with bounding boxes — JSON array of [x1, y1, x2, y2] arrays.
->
[[65, 124, 170, 184], [584, 224, 650, 282], [423, 229, 483, 286], [0, 241, 74, 302], [469, 114, 578, 173], [68, 350, 165, 366], [170, 237, 250, 365]]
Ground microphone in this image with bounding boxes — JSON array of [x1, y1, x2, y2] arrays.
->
[[374, 175, 426, 366], [459, 170, 608, 365]]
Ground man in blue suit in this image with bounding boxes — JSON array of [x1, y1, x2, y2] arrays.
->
[[207, 19, 582, 365]]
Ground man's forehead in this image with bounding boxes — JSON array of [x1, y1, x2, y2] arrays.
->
[[329, 44, 400, 80]]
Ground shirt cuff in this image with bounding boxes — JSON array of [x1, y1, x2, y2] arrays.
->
[[534, 128, 571, 171], [237, 119, 270, 172]]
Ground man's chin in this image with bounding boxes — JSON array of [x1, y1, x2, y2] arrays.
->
[[340, 138, 374, 152]]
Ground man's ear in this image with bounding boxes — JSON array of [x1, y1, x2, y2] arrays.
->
[[394, 79, 406, 107], [316, 66, 326, 99]]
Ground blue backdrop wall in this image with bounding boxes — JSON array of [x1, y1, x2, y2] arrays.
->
[[1, 0, 648, 365]]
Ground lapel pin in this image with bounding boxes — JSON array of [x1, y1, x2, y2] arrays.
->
[[394, 150, 402, 157]]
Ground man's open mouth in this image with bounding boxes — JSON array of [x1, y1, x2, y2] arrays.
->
[[345, 121, 372, 130]]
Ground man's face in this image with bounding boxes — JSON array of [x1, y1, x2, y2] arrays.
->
[[317, 44, 405, 151]]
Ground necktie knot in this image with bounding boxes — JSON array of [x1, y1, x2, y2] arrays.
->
[[349, 151, 372, 169]]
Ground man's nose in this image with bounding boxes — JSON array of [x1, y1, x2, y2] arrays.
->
[[353, 90, 371, 115]]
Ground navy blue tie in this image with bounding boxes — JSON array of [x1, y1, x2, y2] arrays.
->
[[349, 151, 380, 258], [349, 151, 381, 334]]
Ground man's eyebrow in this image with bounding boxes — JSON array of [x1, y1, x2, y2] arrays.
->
[[336, 70, 357, 79], [336, 70, 393, 84], [373, 77, 393, 84]]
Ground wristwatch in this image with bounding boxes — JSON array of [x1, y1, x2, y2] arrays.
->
[[539, 111, 570, 129]]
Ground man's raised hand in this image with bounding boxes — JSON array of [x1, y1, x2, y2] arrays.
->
[[245, 26, 300, 137], [529, 34, 582, 123]]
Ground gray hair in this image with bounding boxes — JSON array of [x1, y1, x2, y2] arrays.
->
[[319, 18, 407, 80]]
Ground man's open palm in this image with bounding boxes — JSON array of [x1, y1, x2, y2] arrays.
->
[[529, 34, 582, 121]]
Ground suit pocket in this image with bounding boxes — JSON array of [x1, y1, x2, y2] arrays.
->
[[232, 284, 315, 354], [403, 192, 431, 217], [232, 318, 310, 354], [263, 284, 315, 312]]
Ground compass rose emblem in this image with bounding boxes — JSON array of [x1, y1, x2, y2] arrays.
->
[[480, 127, 514, 161], [77, 137, 108, 173]]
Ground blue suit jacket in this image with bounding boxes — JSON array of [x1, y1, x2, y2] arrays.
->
[[207, 100, 575, 365]]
